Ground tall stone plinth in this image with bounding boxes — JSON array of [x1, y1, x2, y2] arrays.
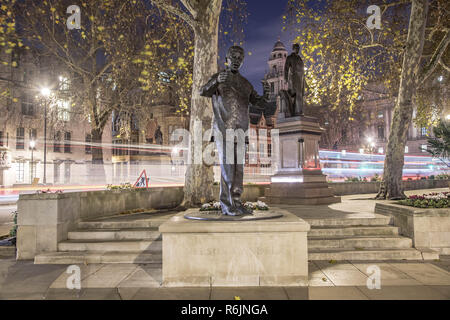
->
[[267, 116, 341, 205], [159, 209, 310, 287]]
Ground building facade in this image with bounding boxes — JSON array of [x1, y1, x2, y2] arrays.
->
[[0, 50, 113, 188]]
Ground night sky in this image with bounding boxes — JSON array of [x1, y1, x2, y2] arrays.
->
[[224, 0, 293, 94]]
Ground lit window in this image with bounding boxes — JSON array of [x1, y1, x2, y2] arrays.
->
[[15, 161, 24, 182], [420, 144, 427, 152], [64, 132, 71, 153], [378, 147, 383, 154], [16, 127, 24, 150], [405, 146, 409, 153], [420, 127, 427, 136], [57, 100, 70, 121], [377, 111, 384, 118], [59, 76, 70, 91]]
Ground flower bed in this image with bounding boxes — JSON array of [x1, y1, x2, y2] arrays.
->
[[398, 191, 450, 208], [200, 201, 269, 212]]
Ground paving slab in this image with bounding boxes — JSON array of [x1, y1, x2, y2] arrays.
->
[[210, 287, 288, 300], [351, 262, 422, 286], [0, 260, 66, 298], [357, 285, 448, 300], [284, 287, 309, 300], [308, 287, 369, 300], [428, 285, 450, 298], [78, 288, 122, 300], [118, 287, 141, 300], [129, 287, 211, 300], [50, 264, 105, 289], [44, 288, 83, 300], [313, 261, 369, 286], [117, 264, 162, 288], [430, 255, 450, 273], [81, 264, 139, 288], [308, 261, 334, 286], [388, 263, 450, 285]]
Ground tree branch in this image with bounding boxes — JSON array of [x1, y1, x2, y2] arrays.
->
[[419, 30, 450, 85], [439, 58, 450, 72], [150, 0, 197, 29]]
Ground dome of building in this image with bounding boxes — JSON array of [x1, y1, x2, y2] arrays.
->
[[272, 40, 286, 52]]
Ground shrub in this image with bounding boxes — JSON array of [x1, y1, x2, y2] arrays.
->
[[106, 183, 133, 190], [398, 191, 450, 208], [9, 210, 18, 238]]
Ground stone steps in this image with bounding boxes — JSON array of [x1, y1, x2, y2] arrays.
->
[[34, 251, 162, 264], [305, 216, 392, 227], [308, 236, 412, 250], [34, 209, 439, 264], [78, 219, 167, 229], [58, 239, 162, 253], [67, 228, 161, 241], [308, 225, 399, 237], [308, 248, 437, 261]]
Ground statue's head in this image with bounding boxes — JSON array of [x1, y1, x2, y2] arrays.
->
[[226, 46, 244, 72], [292, 43, 300, 54]]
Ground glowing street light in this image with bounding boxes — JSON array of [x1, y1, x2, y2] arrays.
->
[[40, 87, 51, 97]]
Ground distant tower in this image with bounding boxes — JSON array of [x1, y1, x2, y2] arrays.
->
[[265, 40, 288, 101]]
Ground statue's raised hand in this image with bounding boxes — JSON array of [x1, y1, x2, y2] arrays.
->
[[217, 70, 230, 83]]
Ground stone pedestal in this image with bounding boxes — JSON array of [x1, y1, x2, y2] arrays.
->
[[267, 116, 340, 205], [159, 208, 310, 287]]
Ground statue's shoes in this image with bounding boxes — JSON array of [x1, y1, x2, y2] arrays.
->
[[223, 209, 242, 216], [235, 205, 253, 215]]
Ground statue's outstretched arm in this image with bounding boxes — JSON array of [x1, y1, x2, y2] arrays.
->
[[199, 73, 219, 97], [249, 86, 273, 113]]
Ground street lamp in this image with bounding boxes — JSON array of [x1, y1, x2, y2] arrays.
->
[[30, 140, 36, 184], [40, 87, 51, 97], [40, 87, 51, 184]]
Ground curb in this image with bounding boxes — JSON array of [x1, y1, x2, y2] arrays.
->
[[0, 202, 17, 206]]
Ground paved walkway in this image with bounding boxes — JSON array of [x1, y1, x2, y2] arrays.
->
[[0, 253, 449, 299], [0, 188, 449, 300]]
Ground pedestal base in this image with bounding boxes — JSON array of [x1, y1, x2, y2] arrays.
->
[[267, 170, 341, 205], [159, 208, 310, 287]]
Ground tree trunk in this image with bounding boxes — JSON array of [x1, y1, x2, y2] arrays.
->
[[91, 127, 106, 183], [182, 1, 222, 207], [377, 0, 429, 199]]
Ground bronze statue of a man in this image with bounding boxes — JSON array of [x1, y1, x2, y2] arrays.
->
[[200, 46, 272, 216], [284, 43, 306, 116], [154, 126, 163, 145]]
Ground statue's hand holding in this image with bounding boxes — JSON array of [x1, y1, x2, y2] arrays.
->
[[217, 71, 229, 83]]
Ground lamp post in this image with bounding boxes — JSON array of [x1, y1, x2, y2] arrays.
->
[[40, 87, 51, 184], [30, 140, 36, 183]]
